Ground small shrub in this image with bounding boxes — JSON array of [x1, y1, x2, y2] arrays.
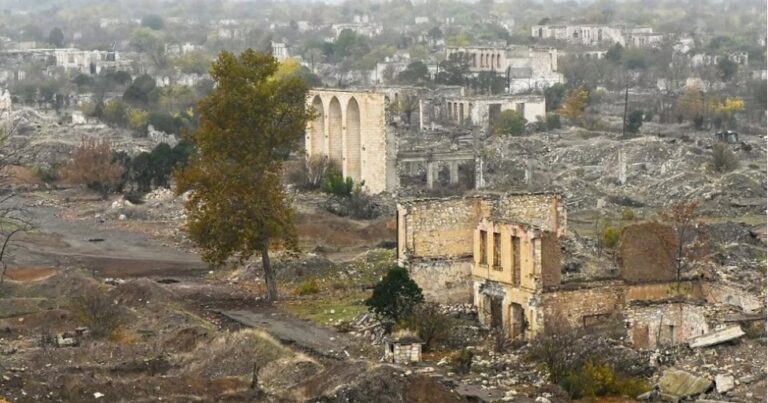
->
[[625, 110, 644, 134], [602, 227, 620, 249], [578, 115, 607, 131], [295, 279, 320, 296], [451, 348, 473, 374], [365, 266, 424, 322], [288, 155, 332, 189], [748, 163, 759, 170], [621, 209, 635, 221], [321, 168, 354, 197], [70, 288, 123, 339], [711, 143, 738, 173], [693, 115, 704, 130], [546, 113, 561, 130], [347, 185, 379, 219], [33, 165, 58, 183], [404, 302, 452, 351], [561, 361, 650, 399]]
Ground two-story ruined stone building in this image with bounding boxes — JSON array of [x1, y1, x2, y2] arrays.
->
[[398, 195, 715, 348]]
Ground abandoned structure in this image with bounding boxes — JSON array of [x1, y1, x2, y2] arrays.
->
[[439, 94, 546, 129], [305, 89, 398, 193], [397, 193, 566, 303], [54, 48, 120, 75], [398, 196, 720, 349], [383, 331, 423, 365], [531, 24, 662, 48], [445, 45, 563, 93]]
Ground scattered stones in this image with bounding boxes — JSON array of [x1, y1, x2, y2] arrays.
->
[[714, 374, 735, 393], [658, 368, 713, 399]]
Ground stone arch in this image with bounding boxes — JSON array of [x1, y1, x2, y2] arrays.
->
[[345, 97, 362, 181], [459, 103, 464, 125], [538, 27, 543, 38], [309, 95, 325, 157], [497, 53, 502, 68], [328, 97, 343, 166], [598, 29, 603, 41]]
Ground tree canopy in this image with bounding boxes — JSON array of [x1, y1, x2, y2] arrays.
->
[[175, 50, 312, 301]]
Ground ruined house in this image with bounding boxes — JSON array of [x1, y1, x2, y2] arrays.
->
[[398, 195, 717, 348], [396, 193, 566, 303]]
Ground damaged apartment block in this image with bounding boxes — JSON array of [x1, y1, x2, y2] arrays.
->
[[398, 195, 735, 348]]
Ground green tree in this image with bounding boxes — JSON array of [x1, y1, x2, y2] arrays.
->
[[123, 74, 157, 106], [102, 99, 129, 127], [150, 143, 174, 188], [625, 110, 644, 133], [492, 110, 527, 136], [605, 43, 623, 63], [175, 50, 311, 301], [436, 53, 472, 86], [48, 27, 65, 48], [365, 266, 424, 322], [544, 83, 567, 112], [141, 15, 165, 30], [396, 61, 430, 85], [717, 57, 738, 81], [130, 152, 153, 192]]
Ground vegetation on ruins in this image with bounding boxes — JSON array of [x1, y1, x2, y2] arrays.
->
[[711, 143, 739, 173], [558, 87, 589, 121], [528, 316, 650, 399], [321, 168, 354, 197], [401, 302, 452, 351], [492, 110, 527, 136], [175, 50, 312, 301], [658, 200, 709, 293], [365, 266, 424, 322]]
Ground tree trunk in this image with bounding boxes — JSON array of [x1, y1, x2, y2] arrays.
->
[[261, 238, 278, 301]]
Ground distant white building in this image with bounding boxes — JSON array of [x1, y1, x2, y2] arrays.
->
[[531, 24, 664, 48], [271, 42, 289, 62], [54, 48, 120, 75], [691, 51, 749, 67], [332, 23, 383, 38], [445, 45, 564, 93]]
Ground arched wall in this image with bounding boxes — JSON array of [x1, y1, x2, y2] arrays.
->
[[309, 95, 325, 156], [328, 97, 343, 166], [346, 97, 362, 181]]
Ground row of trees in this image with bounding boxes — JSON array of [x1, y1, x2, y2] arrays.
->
[[60, 139, 195, 197]]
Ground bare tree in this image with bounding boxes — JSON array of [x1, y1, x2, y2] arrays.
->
[[659, 200, 708, 292]]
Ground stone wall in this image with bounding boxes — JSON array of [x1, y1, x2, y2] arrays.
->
[[618, 222, 678, 283], [540, 231, 561, 287], [625, 303, 710, 349], [409, 259, 473, 303], [397, 193, 565, 261]]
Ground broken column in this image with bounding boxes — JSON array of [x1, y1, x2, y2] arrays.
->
[[618, 148, 627, 185], [426, 161, 437, 189], [449, 162, 459, 185]]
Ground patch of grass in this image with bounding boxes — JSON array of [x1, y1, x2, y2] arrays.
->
[[700, 215, 766, 226], [279, 291, 370, 326], [295, 279, 320, 296]]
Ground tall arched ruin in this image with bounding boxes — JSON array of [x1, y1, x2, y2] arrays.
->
[[305, 89, 397, 193]]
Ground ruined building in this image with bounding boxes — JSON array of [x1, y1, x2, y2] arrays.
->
[[445, 45, 563, 93], [398, 195, 722, 349], [306, 89, 398, 193], [531, 24, 663, 48]]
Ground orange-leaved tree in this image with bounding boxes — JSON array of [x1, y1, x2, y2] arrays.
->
[[174, 50, 312, 301], [558, 87, 589, 121], [60, 138, 124, 198]]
